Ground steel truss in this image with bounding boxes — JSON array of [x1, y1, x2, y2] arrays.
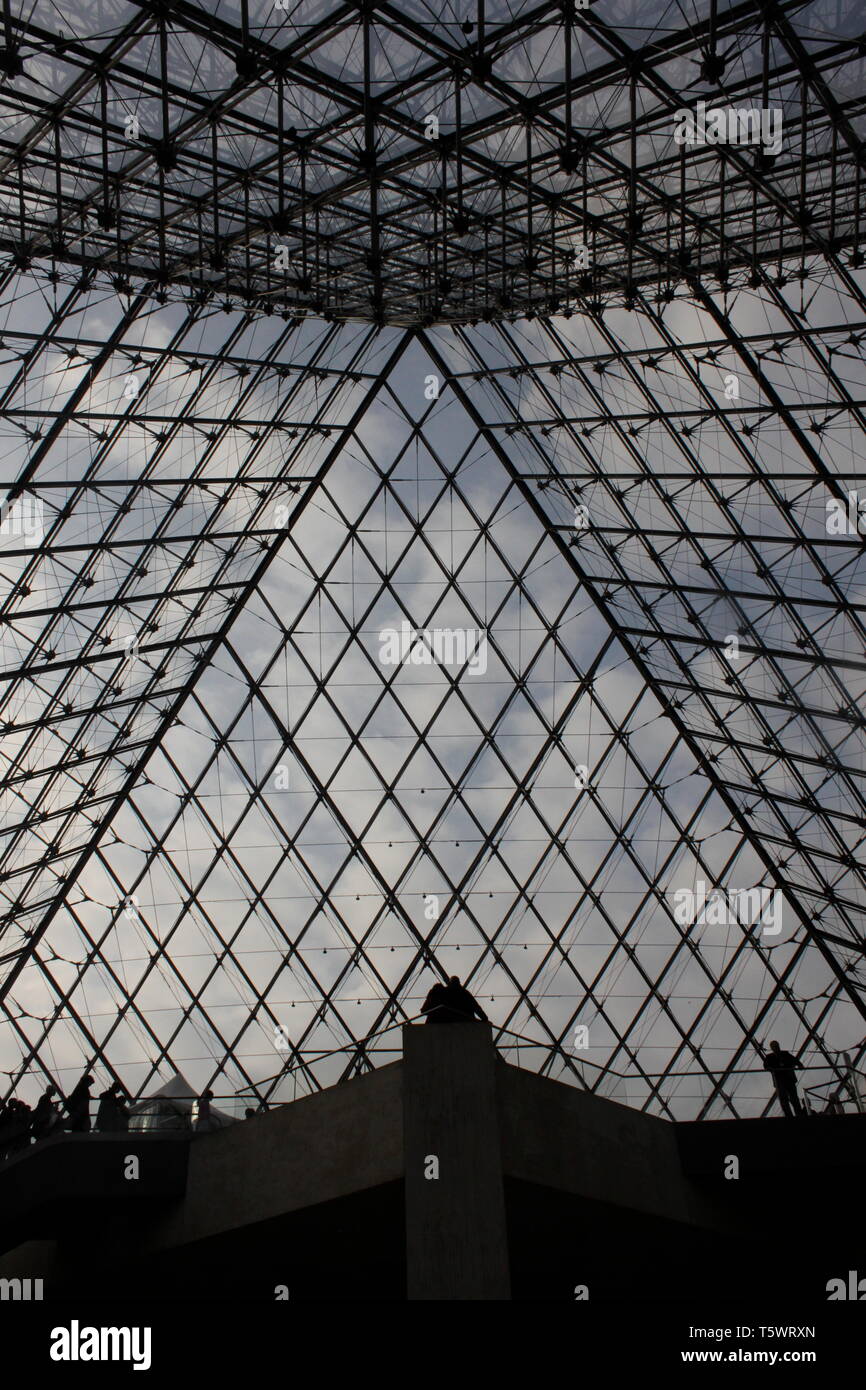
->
[[0, 0, 862, 322]]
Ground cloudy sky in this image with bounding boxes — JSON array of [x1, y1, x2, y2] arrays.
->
[[0, 0, 863, 1121]]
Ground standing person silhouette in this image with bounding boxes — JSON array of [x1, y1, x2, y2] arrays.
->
[[65, 1072, 94, 1132], [763, 1040, 804, 1117], [195, 1089, 214, 1133], [114, 1087, 130, 1133], [31, 1085, 60, 1141], [96, 1081, 128, 1132], [3, 1098, 32, 1155]]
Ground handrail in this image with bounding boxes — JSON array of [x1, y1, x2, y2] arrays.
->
[[3, 1015, 863, 1121], [219, 1016, 864, 1118], [244, 1014, 862, 1085]]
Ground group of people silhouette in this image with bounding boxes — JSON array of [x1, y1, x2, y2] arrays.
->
[[0, 1070, 232, 1162], [0, 1073, 131, 1161], [421, 975, 488, 1024]]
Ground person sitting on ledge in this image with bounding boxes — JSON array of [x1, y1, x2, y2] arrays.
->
[[422, 975, 488, 1024], [421, 978, 449, 1024], [443, 975, 488, 1023]]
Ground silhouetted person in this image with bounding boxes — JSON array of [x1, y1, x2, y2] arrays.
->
[[96, 1082, 128, 1133], [244, 1107, 256, 1120], [65, 1072, 94, 1132], [96, 1084, 115, 1132], [763, 1040, 803, 1117], [1, 1099, 15, 1158], [195, 1089, 214, 1133], [31, 1085, 60, 1141], [3, 1098, 32, 1155], [440, 975, 488, 1023], [115, 1089, 130, 1132], [421, 979, 449, 1024]]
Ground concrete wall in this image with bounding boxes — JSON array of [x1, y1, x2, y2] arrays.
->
[[496, 1062, 730, 1229], [143, 1059, 404, 1251], [403, 1022, 510, 1299]]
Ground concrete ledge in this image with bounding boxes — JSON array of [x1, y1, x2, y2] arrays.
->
[[497, 1062, 717, 1225], [144, 1058, 404, 1251]]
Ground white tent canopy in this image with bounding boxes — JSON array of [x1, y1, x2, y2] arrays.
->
[[129, 1071, 236, 1130]]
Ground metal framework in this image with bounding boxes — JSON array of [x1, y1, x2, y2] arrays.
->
[[0, 0, 865, 1120]]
